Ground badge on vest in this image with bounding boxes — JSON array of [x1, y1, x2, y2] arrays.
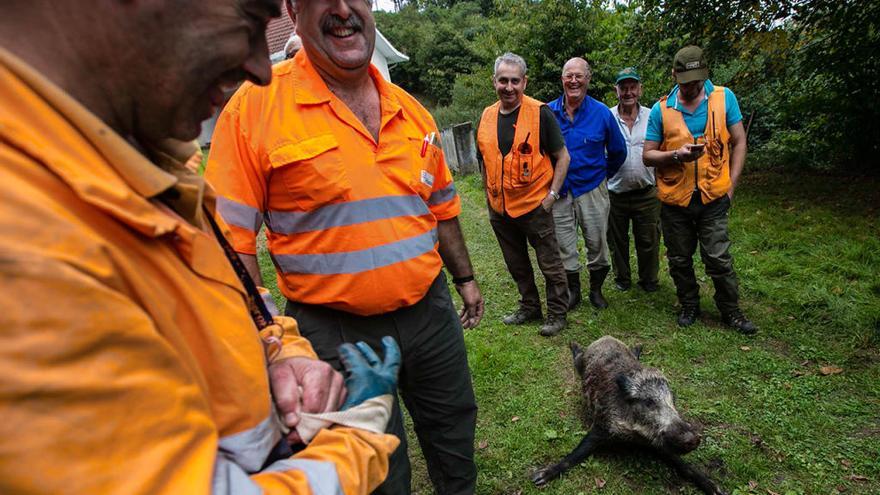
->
[[421, 170, 435, 187]]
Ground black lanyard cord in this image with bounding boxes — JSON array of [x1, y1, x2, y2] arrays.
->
[[204, 208, 275, 330]]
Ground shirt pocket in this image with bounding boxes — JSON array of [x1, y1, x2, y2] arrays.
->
[[268, 134, 351, 210], [582, 133, 606, 157], [510, 143, 546, 189], [404, 137, 440, 201]]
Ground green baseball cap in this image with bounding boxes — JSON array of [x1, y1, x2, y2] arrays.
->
[[615, 67, 640, 84], [673, 45, 708, 84]]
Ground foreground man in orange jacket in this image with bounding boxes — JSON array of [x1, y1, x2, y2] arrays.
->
[[0, 1, 402, 493], [206, 1, 483, 493]]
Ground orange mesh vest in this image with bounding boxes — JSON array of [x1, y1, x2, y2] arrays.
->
[[657, 86, 731, 207], [477, 96, 553, 217]]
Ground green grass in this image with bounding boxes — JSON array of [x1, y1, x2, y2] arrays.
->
[[258, 171, 880, 494]]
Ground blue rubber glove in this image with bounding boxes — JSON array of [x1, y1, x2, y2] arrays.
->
[[338, 336, 401, 410]]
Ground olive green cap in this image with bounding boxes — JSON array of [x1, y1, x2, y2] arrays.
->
[[615, 67, 640, 84], [673, 45, 709, 84]]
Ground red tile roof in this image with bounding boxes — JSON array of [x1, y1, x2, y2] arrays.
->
[[266, 15, 295, 55]]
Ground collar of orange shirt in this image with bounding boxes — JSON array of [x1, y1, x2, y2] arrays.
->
[[0, 47, 210, 231]]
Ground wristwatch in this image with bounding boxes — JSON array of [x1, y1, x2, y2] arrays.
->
[[549, 189, 560, 200], [672, 150, 682, 163]]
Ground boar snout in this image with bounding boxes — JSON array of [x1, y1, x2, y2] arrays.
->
[[663, 422, 702, 454]]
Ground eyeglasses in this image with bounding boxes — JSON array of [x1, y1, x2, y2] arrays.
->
[[563, 73, 588, 82]]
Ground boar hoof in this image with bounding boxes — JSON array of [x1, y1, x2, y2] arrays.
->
[[531, 467, 558, 487]]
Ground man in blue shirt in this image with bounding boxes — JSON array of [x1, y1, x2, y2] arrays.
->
[[548, 57, 627, 310], [643, 45, 757, 334]]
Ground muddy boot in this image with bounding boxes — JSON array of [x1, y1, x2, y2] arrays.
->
[[502, 307, 542, 325], [722, 309, 758, 335], [540, 314, 567, 337], [566, 271, 582, 310], [588, 267, 609, 309]]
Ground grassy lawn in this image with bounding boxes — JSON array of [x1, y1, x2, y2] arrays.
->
[[258, 170, 880, 494]]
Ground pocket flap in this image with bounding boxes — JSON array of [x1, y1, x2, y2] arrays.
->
[[268, 134, 339, 168]]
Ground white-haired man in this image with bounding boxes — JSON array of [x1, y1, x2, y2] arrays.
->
[[476, 52, 571, 337]]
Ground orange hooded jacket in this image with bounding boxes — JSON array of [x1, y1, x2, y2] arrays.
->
[[0, 48, 397, 495]]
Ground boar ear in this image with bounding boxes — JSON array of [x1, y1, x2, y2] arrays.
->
[[569, 341, 583, 361], [616, 373, 637, 399], [570, 342, 585, 375], [630, 344, 643, 361]]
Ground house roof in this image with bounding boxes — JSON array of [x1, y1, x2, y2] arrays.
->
[[266, 15, 295, 56], [264, 15, 409, 64]]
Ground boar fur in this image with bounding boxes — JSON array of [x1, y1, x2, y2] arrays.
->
[[532, 336, 725, 494]]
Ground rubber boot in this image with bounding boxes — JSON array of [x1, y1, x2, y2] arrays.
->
[[566, 271, 582, 310], [588, 266, 609, 309]]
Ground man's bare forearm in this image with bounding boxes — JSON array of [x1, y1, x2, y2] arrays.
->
[[437, 217, 474, 279], [727, 122, 748, 190]]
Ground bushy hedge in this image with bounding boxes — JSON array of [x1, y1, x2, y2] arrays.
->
[[377, 0, 879, 173]]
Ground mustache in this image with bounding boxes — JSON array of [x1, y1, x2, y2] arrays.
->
[[322, 13, 364, 33]]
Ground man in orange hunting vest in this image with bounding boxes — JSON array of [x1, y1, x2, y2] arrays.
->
[[643, 45, 757, 334], [476, 52, 571, 337]]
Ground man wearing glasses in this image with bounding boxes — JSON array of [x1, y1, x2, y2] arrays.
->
[[476, 52, 571, 337], [643, 45, 757, 334], [548, 57, 627, 311]]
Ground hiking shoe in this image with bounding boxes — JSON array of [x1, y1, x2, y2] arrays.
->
[[502, 307, 542, 325], [539, 316, 567, 337], [638, 281, 659, 293], [723, 310, 758, 335], [615, 280, 631, 291], [677, 305, 701, 327]]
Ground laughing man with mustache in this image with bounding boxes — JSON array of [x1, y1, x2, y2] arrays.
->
[[207, 1, 483, 493]]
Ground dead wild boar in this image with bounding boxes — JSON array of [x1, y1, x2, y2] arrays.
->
[[531, 336, 725, 495]]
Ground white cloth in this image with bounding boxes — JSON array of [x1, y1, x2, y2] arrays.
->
[[608, 104, 654, 193], [292, 394, 394, 444]]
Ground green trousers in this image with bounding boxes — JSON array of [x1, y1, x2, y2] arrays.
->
[[608, 185, 661, 287], [285, 273, 477, 495], [661, 193, 740, 315]]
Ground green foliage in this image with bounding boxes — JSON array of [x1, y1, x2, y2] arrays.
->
[[377, 0, 879, 172], [376, 2, 488, 106]]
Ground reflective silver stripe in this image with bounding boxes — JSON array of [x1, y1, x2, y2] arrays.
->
[[265, 195, 429, 234], [218, 412, 283, 473], [427, 184, 457, 206], [212, 455, 263, 495], [217, 196, 264, 232], [264, 459, 344, 495], [274, 228, 438, 275]]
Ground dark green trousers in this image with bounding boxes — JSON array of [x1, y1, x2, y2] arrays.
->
[[489, 204, 569, 319], [285, 273, 477, 495], [661, 193, 740, 314], [608, 185, 661, 287]]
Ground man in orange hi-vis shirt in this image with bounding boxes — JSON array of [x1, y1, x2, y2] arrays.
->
[[0, 1, 406, 494], [207, 1, 484, 493]]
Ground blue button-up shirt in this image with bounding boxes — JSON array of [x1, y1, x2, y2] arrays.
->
[[548, 94, 627, 197]]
